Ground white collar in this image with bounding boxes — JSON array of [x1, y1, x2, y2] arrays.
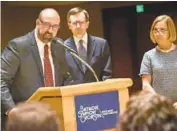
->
[[73, 33, 88, 45]]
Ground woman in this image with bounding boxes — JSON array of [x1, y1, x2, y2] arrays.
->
[[140, 14, 177, 108]]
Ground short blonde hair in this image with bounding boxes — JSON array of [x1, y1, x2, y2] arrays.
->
[[150, 15, 176, 44]]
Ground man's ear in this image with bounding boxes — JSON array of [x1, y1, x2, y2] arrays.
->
[[86, 21, 90, 29], [68, 22, 71, 30], [36, 19, 40, 26]]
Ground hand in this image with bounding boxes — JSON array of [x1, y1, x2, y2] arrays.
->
[[173, 102, 177, 109], [6, 108, 18, 116]]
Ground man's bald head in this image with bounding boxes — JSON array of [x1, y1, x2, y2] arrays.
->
[[38, 8, 60, 21]]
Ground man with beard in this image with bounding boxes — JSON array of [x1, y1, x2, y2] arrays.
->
[[1, 8, 72, 129], [64, 7, 112, 84]]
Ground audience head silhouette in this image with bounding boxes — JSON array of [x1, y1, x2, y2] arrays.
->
[[117, 90, 177, 131], [5, 101, 60, 131]]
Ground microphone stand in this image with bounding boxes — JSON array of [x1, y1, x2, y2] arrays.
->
[[52, 37, 99, 82], [68, 51, 99, 82]]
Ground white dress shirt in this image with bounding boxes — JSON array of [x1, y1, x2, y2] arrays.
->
[[73, 33, 88, 52], [34, 28, 55, 86]]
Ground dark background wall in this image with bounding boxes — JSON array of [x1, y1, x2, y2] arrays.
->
[[1, 1, 177, 95], [1, 1, 163, 48]]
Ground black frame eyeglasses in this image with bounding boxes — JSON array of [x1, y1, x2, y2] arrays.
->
[[39, 19, 60, 30]]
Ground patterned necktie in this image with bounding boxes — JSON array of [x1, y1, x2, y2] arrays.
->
[[78, 39, 87, 72], [44, 44, 54, 87]]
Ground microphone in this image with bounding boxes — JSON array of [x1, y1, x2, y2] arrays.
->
[[53, 37, 99, 82], [52, 37, 78, 54]]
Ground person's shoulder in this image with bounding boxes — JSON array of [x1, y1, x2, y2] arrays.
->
[[10, 31, 34, 45], [90, 35, 108, 48], [144, 48, 157, 59], [91, 35, 107, 42], [145, 48, 157, 54], [64, 37, 72, 44]]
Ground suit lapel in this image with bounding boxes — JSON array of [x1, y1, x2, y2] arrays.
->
[[51, 41, 59, 86], [85, 35, 97, 73], [66, 37, 84, 73], [30, 31, 45, 85]]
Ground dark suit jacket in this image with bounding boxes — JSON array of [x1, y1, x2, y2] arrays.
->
[[64, 35, 112, 84], [1, 30, 71, 113]]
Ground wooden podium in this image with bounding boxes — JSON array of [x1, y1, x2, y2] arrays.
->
[[28, 78, 133, 131]]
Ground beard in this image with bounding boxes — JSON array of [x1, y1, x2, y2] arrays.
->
[[43, 32, 53, 39], [37, 29, 56, 43], [42, 32, 54, 43]]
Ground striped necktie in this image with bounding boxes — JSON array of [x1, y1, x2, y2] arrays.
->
[[78, 39, 87, 72]]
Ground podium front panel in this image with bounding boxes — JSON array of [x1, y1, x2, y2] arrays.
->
[[75, 91, 119, 131]]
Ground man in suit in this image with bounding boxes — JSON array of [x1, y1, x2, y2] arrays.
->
[[65, 7, 112, 84], [1, 8, 72, 129]]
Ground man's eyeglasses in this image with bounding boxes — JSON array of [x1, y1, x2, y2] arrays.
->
[[152, 28, 168, 35], [39, 19, 59, 30], [69, 21, 87, 27]]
